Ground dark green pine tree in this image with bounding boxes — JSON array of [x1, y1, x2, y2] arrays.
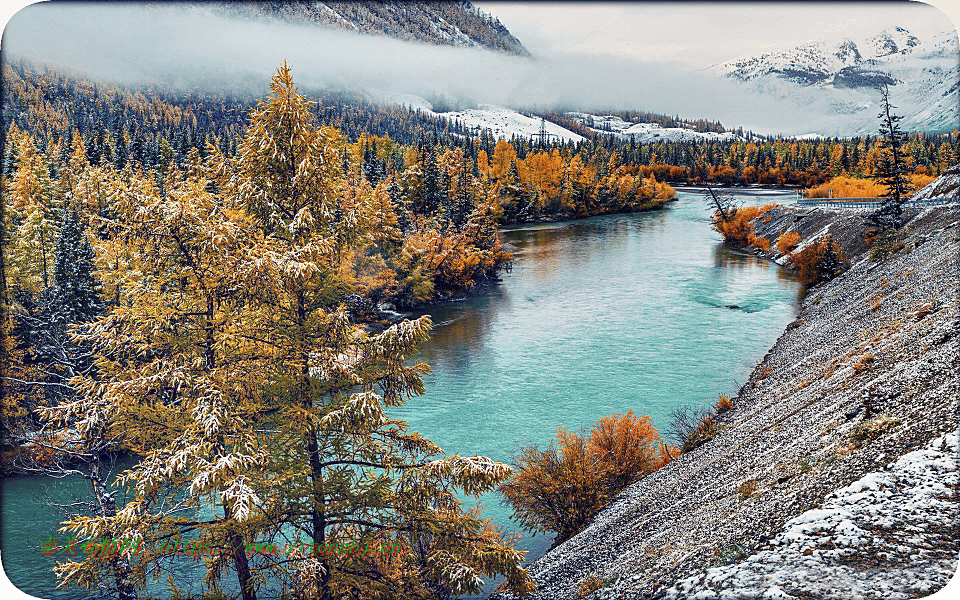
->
[[816, 237, 844, 284], [113, 126, 128, 170], [3, 135, 19, 178], [422, 145, 441, 214], [868, 85, 912, 231], [127, 124, 144, 167], [362, 140, 385, 185], [49, 209, 103, 326], [386, 177, 411, 233], [451, 160, 474, 229], [85, 120, 105, 165], [19, 210, 103, 395]]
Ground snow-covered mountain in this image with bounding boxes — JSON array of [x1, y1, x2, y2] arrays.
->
[[712, 26, 959, 135], [565, 113, 739, 143], [205, 1, 529, 56]]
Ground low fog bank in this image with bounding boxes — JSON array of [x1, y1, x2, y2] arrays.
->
[[0, 2, 918, 136]]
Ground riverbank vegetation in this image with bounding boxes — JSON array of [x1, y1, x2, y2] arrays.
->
[[712, 204, 776, 248], [498, 412, 674, 543], [713, 206, 846, 287], [3, 65, 538, 600]]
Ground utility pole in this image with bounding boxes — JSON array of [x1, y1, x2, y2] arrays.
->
[[531, 118, 557, 147]]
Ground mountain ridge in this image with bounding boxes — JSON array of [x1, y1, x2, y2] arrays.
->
[[711, 26, 959, 135], [200, 0, 530, 56]]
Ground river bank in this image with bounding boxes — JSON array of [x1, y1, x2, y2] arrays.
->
[[499, 203, 959, 599], [1, 191, 805, 599]]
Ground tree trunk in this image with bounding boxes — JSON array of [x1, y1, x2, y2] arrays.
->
[[89, 460, 138, 600], [224, 507, 257, 600]]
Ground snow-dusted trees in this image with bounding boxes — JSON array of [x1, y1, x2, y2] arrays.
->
[[207, 64, 532, 599], [6, 132, 59, 294], [49, 65, 532, 600]]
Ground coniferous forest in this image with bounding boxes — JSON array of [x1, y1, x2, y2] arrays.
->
[[1, 52, 958, 600]]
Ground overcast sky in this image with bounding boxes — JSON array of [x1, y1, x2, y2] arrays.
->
[[0, 1, 957, 135], [475, 1, 955, 68]]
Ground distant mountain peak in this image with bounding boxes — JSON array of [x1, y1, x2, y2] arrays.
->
[[834, 39, 862, 65], [710, 26, 958, 135]]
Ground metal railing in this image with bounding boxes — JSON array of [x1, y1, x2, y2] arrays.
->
[[796, 197, 960, 209]]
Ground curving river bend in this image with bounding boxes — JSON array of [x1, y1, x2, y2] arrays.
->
[[1, 188, 803, 598], [394, 188, 804, 576]]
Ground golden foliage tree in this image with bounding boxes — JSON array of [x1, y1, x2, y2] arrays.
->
[[499, 411, 671, 542], [51, 65, 532, 600]]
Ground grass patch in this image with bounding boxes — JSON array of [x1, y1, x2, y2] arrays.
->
[[577, 573, 615, 599], [852, 353, 875, 372], [870, 229, 907, 262], [849, 416, 901, 449], [737, 479, 759, 500], [711, 543, 752, 566]]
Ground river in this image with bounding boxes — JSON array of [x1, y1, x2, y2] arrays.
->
[[1, 188, 803, 599]]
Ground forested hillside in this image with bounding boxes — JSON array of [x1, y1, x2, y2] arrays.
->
[[1, 59, 676, 463], [203, 0, 530, 56]]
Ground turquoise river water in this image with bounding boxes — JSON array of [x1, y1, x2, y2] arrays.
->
[[1, 188, 803, 598]]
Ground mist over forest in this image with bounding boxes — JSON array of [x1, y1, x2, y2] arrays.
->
[[0, 1, 878, 135]]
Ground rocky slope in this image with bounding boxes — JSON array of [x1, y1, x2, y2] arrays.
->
[[912, 163, 960, 202], [203, 1, 529, 56], [497, 201, 959, 598]]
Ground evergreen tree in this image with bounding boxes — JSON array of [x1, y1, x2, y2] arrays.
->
[[816, 236, 843, 284], [422, 145, 441, 214], [868, 85, 912, 231], [47, 209, 102, 326]]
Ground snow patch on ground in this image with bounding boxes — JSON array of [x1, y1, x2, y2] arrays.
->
[[565, 112, 739, 143], [361, 92, 584, 142], [435, 105, 585, 142], [665, 431, 960, 599]]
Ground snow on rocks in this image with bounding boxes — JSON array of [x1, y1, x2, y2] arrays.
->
[[665, 432, 959, 599], [911, 164, 960, 202]]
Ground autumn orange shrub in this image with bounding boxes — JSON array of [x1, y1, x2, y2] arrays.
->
[[589, 412, 671, 490], [713, 204, 776, 246], [394, 208, 511, 305], [747, 232, 771, 252], [777, 231, 801, 255], [499, 411, 673, 541], [910, 173, 936, 189], [808, 174, 934, 200], [715, 394, 733, 413], [789, 235, 845, 286], [806, 176, 887, 199]]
